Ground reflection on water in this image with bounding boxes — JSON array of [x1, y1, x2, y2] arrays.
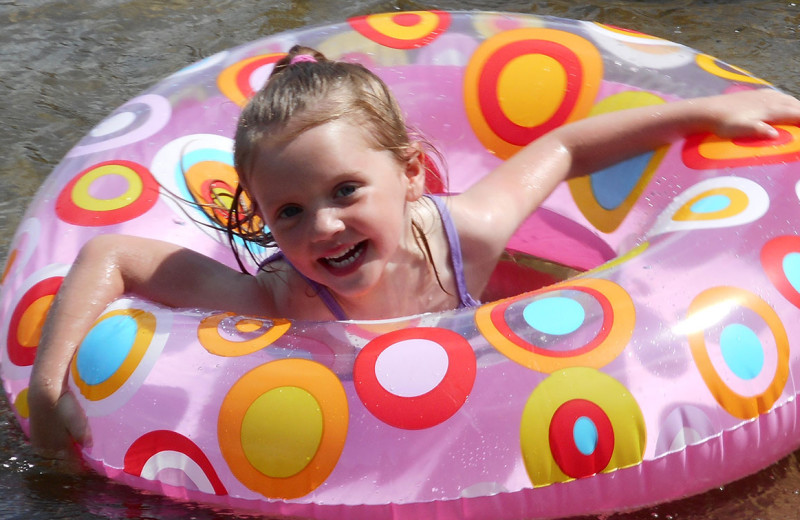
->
[[1, 1, 799, 518]]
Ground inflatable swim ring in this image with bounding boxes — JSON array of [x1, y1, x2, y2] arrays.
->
[[2, 10, 800, 519]]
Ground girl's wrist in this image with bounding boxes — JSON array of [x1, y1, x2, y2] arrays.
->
[[29, 366, 70, 405]]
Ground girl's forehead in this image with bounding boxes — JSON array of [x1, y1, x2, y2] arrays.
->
[[265, 119, 379, 160], [251, 122, 393, 184]]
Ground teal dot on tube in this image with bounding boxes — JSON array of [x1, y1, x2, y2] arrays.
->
[[523, 297, 585, 335], [76, 315, 138, 385], [690, 194, 731, 214], [573, 416, 599, 456], [784, 252, 800, 293], [719, 323, 764, 381]]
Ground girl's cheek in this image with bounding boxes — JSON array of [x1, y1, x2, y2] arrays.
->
[[271, 223, 303, 248]]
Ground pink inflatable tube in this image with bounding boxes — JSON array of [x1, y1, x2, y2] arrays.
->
[[3, 10, 800, 519]]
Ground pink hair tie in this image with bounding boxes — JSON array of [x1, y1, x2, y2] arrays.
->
[[290, 54, 317, 65]]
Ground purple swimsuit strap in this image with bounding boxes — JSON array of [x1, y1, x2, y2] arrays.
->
[[426, 195, 481, 308]]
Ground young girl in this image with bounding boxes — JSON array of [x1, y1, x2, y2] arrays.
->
[[27, 45, 800, 460]]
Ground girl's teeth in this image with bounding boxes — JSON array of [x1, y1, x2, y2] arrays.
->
[[325, 243, 363, 267]]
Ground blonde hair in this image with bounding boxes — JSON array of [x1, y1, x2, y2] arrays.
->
[[234, 45, 415, 179]]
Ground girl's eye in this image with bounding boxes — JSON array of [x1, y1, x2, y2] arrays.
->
[[277, 205, 302, 219], [335, 184, 357, 198]]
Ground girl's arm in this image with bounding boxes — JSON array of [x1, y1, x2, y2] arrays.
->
[[27, 234, 274, 459], [452, 89, 800, 289]]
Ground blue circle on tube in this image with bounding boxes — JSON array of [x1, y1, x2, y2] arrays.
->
[[523, 297, 585, 335], [783, 252, 800, 293], [719, 323, 764, 381], [76, 315, 138, 385], [573, 416, 599, 456], [690, 194, 731, 214]]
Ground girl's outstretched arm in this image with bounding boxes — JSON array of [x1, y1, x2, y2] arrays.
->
[[453, 89, 800, 290], [27, 234, 273, 460]]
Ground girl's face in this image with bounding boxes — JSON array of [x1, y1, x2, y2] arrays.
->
[[248, 119, 424, 299]]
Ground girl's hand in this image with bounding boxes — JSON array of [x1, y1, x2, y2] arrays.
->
[[28, 386, 90, 461], [702, 89, 800, 140]]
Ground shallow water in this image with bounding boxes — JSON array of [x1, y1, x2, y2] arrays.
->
[[1, 1, 799, 518]]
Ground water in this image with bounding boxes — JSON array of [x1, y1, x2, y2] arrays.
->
[[1, 0, 799, 518]]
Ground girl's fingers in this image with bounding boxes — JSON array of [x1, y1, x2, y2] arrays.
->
[[754, 121, 781, 139], [713, 90, 799, 139], [57, 392, 91, 448], [31, 392, 89, 461], [734, 120, 780, 139], [31, 429, 73, 460]]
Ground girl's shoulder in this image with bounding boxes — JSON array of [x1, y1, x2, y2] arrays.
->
[[440, 194, 503, 257], [442, 193, 511, 297]]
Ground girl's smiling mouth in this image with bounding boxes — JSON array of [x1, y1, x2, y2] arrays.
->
[[319, 241, 367, 274]]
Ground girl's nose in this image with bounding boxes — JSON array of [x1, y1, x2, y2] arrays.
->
[[310, 207, 345, 240]]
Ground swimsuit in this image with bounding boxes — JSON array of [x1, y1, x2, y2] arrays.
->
[[260, 194, 480, 320], [428, 195, 481, 309]]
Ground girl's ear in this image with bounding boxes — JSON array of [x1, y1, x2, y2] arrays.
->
[[404, 142, 426, 202]]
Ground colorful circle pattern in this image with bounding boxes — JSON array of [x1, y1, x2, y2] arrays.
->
[[761, 235, 800, 308], [198, 312, 290, 357], [683, 124, 800, 169], [66, 94, 171, 157], [218, 53, 286, 106], [353, 327, 476, 430], [124, 430, 227, 495], [5, 275, 64, 367], [184, 156, 251, 230], [464, 28, 602, 159], [13, 389, 30, 419], [70, 299, 172, 416], [475, 278, 635, 373], [520, 367, 645, 485], [649, 176, 769, 236], [686, 287, 789, 419], [695, 54, 771, 85], [72, 309, 155, 401], [218, 359, 348, 499], [149, 133, 265, 253], [55, 160, 159, 226], [349, 11, 451, 49], [549, 398, 614, 478]]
